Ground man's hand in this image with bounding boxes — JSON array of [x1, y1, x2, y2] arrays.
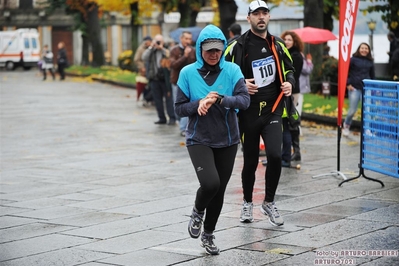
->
[[245, 78, 258, 95], [184, 46, 192, 57], [281, 82, 292, 96]]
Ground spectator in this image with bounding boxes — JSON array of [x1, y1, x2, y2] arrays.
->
[[57, 42, 68, 80], [175, 24, 250, 255], [41, 44, 55, 81], [387, 32, 398, 66], [391, 47, 399, 81], [169, 31, 196, 136], [227, 23, 241, 44], [343, 42, 375, 137], [280, 31, 304, 165], [142, 34, 176, 125], [298, 53, 313, 115], [134, 36, 152, 102]]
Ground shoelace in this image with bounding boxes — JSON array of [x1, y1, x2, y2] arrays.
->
[[203, 234, 216, 247], [192, 212, 203, 226], [242, 203, 251, 216], [243, 206, 250, 215], [270, 204, 281, 218]]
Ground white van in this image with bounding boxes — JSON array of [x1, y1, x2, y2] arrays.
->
[[0, 28, 41, 70]]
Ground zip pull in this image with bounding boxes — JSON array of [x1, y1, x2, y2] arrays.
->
[[259, 101, 267, 116]]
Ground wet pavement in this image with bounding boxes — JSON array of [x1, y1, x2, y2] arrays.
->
[[1, 70, 398, 266]]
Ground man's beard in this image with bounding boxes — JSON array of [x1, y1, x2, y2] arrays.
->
[[252, 22, 267, 35]]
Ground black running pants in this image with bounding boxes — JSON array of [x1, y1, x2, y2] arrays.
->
[[187, 144, 238, 233], [239, 110, 282, 203]]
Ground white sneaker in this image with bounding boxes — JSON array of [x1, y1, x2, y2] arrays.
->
[[260, 201, 284, 226], [240, 201, 254, 223], [342, 124, 350, 137]]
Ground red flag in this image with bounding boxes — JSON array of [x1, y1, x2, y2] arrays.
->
[[338, 0, 360, 126]]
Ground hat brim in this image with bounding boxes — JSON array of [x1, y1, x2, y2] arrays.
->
[[248, 7, 269, 14], [202, 41, 224, 51]]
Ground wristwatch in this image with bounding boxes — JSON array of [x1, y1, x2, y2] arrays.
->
[[215, 94, 224, 104]]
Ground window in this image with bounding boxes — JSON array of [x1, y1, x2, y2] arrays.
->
[[2, 37, 18, 51], [31, 38, 37, 49], [24, 38, 30, 48], [122, 26, 132, 51], [101, 27, 108, 53]]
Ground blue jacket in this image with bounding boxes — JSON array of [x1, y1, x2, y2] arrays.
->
[[346, 56, 375, 90], [175, 25, 250, 148]]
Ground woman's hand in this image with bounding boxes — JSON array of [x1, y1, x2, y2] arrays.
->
[[347, 85, 354, 91], [197, 91, 219, 116]]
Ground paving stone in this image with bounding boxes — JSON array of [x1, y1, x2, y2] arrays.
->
[[313, 226, 399, 265], [282, 211, 345, 227], [239, 241, 312, 256], [77, 230, 186, 254], [277, 191, 353, 212], [360, 256, 399, 266], [360, 187, 399, 202], [102, 194, 193, 215], [0, 216, 37, 229], [54, 192, 108, 201], [151, 227, 285, 257], [276, 178, 339, 196], [3, 197, 80, 209], [0, 234, 96, 261], [48, 211, 133, 227], [13, 205, 94, 220], [0, 186, 89, 201], [0, 248, 112, 266], [348, 204, 399, 224], [331, 198, 393, 209], [264, 219, 391, 248], [266, 252, 317, 266], [99, 249, 196, 266], [306, 204, 378, 217], [61, 216, 163, 239], [67, 196, 141, 210], [0, 206, 32, 216], [173, 248, 288, 266], [0, 222, 75, 243], [75, 263, 116, 266]]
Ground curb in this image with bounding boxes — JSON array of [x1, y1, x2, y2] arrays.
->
[[91, 77, 135, 89], [301, 112, 361, 130], [66, 72, 360, 129]]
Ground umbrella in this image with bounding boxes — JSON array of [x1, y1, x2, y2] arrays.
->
[[169, 26, 203, 43], [290, 27, 337, 44]]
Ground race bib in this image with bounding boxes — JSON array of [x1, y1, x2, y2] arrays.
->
[[251, 56, 276, 87]]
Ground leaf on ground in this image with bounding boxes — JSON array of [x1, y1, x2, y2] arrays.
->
[[266, 248, 291, 254], [346, 141, 358, 146]]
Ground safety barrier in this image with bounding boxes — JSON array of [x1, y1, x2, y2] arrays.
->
[[362, 80, 399, 178]]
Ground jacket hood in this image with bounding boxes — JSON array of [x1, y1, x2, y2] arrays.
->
[[195, 24, 227, 68]]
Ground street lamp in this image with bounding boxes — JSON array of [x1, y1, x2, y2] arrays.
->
[[367, 19, 376, 53]]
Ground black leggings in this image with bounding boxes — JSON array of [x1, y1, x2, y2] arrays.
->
[[239, 109, 282, 203], [42, 68, 55, 80], [187, 144, 238, 233]]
